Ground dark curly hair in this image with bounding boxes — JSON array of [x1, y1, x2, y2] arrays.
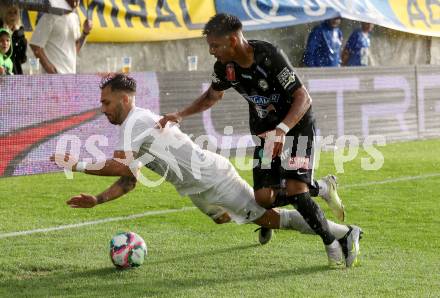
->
[[203, 13, 242, 37], [99, 73, 136, 93]]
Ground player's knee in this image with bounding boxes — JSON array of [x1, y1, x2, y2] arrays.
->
[[254, 188, 274, 208], [212, 212, 231, 224]]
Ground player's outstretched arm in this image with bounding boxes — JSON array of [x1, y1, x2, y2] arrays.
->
[[50, 151, 138, 178], [78, 158, 135, 177], [158, 85, 224, 128], [66, 176, 137, 208]]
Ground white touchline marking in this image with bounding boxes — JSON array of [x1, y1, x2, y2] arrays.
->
[[1, 173, 439, 239], [340, 173, 440, 189], [0, 207, 196, 239]]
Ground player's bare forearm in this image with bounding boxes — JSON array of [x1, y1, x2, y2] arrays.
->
[[96, 176, 137, 204], [179, 86, 224, 118], [158, 86, 223, 127], [281, 86, 312, 129], [50, 152, 138, 177], [80, 159, 136, 177]]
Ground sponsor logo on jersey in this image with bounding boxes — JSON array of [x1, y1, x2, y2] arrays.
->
[[288, 156, 310, 170], [258, 79, 269, 91], [244, 94, 280, 105], [195, 150, 207, 162], [277, 67, 296, 90], [255, 104, 276, 119], [264, 58, 272, 67], [226, 63, 236, 81], [241, 73, 253, 80], [211, 72, 221, 84]]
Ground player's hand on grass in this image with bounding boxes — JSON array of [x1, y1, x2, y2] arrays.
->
[[156, 112, 182, 129], [66, 193, 98, 208], [258, 128, 286, 158], [50, 153, 78, 170]]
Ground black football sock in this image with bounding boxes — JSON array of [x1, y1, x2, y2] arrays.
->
[[287, 192, 335, 245], [308, 179, 320, 197]]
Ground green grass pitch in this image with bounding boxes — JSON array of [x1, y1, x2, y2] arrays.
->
[[0, 139, 439, 297]]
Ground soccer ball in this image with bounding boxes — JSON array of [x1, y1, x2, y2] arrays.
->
[[109, 232, 147, 269]]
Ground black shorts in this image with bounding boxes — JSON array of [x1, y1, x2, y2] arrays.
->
[[253, 124, 315, 191]]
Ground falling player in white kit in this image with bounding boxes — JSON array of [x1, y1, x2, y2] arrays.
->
[[51, 74, 361, 268]]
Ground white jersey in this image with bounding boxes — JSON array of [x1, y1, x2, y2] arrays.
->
[[116, 107, 232, 196]]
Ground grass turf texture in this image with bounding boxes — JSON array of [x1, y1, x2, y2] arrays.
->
[[0, 139, 439, 297]]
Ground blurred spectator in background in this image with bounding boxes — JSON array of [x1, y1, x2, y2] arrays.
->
[[342, 22, 374, 66], [29, 0, 92, 74], [1, 5, 27, 74], [303, 17, 343, 67], [0, 28, 13, 75]]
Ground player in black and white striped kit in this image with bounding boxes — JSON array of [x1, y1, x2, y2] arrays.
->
[[159, 14, 362, 268]]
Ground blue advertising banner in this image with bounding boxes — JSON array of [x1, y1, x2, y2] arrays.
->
[[215, 0, 440, 38]]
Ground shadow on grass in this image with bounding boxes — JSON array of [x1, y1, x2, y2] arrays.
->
[[147, 243, 261, 265], [0, 243, 331, 297]]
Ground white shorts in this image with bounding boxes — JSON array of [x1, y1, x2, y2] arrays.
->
[[189, 170, 266, 224]]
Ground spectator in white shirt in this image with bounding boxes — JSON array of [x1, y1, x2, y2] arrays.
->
[[30, 0, 92, 74]]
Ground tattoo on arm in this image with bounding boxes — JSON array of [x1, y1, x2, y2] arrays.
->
[[96, 176, 137, 204], [117, 176, 137, 193]]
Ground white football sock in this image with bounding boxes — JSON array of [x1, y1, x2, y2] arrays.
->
[[279, 209, 349, 239], [317, 179, 329, 198], [327, 220, 350, 239]]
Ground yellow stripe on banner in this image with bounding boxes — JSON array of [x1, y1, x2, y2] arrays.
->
[[389, 0, 440, 37], [24, 0, 216, 42]]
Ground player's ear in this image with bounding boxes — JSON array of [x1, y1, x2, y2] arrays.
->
[[122, 93, 129, 104], [229, 34, 238, 47]]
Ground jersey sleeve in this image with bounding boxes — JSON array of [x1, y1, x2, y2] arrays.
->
[[210, 61, 231, 91], [116, 111, 156, 153], [271, 46, 303, 95]]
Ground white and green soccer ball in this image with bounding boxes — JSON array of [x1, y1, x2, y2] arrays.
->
[[109, 232, 147, 269]]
